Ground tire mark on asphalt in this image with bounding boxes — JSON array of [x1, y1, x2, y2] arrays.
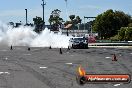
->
[[18, 57, 76, 76], [118, 62, 132, 74], [0, 75, 12, 88], [51, 66, 76, 76], [15, 62, 57, 88], [51, 66, 107, 88], [5, 58, 65, 88], [5, 55, 107, 88], [19, 57, 44, 65], [18, 58, 83, 88], [115, 53, 132, 74], [0, 76, 7, 88]]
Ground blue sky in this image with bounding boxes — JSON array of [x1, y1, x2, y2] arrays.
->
[[0, 0, 132, 24]]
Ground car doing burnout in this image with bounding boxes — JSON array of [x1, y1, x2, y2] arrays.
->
[[69, 37, 88, 49]]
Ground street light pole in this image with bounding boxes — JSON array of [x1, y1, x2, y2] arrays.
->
[[25, 9, 27, 25], [84, 16, 86, 30], [41, 0, 46, 29], [65, 0, 68, 20]]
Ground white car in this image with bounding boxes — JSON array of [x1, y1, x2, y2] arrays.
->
[[69, 37, 88, 49]]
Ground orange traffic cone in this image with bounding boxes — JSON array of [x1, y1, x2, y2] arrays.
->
[[112, 54, 117, 61]]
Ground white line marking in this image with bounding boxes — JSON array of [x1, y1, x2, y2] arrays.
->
[[4, 72, 10, 74], [105, 57, 111, 59], [130, 53, 132, 54], [0, 72, 4, 74], [5, 57, 8, 60], [39, 67, 47, 69], [65, 63, 73, 65], [114, 84, 121, 86], [0, 72, 10, 75]]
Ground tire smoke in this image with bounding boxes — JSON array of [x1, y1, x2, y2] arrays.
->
[[0, 22, 70, 48]]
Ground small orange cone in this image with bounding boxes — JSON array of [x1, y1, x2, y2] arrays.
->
[[112, 54, 117, 61]]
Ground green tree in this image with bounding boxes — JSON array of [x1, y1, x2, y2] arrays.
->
[[64, 15, 82, 29], [124, 27, 132, 40], [69, 15, 82, 24], [118, 27, 126, 40], [69, 15, 75, 22], [33, 16, 43, 33], [118, 27, 132, 41], [48, 9, 63, 31], [93, 9, 131, 39], [128, 23, 132, 27]]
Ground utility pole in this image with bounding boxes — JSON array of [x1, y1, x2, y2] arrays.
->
[[25, 9, 27, 25], [84, 16, 86, 30], [64, 0, 68, 20], [41, 0, 46, 29]]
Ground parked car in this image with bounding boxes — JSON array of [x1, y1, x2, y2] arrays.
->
[[69, 37, 88, 49]]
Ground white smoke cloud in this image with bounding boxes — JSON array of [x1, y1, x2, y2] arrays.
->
[[0, 22, 70, 48]]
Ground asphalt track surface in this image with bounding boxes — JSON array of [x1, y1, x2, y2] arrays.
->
[[0, 46, 132, 88]]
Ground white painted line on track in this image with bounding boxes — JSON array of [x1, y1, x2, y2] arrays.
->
[[0, 72, 4, 74], [4, 72, 10, 74], [5, 57, 8, 60], [130, 53, 132, 54], [39, 67, 47, 69], [65, 63, 73, 65], [0, 72, 10, 75], [113, 84, 121, 86], [105, 57, 111, 59]]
